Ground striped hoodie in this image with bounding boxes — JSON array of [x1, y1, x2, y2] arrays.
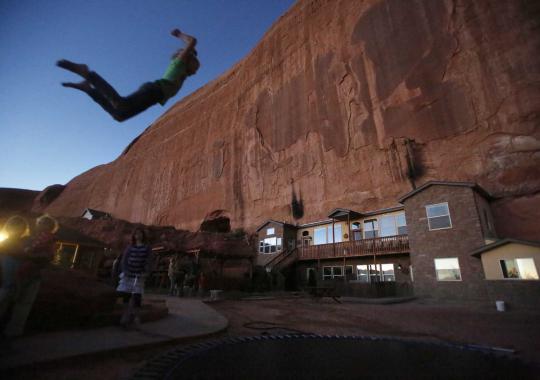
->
[[120, 244, 152, 276]]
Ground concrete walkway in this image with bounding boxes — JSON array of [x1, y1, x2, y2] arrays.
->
[[0, 295, 228, 370]]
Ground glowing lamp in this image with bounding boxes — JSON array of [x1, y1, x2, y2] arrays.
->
[[0, 231, 8, 243]]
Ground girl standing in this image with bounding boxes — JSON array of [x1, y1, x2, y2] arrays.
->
[[116, 228, 153, 328]]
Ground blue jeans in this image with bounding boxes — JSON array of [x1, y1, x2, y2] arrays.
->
[[84, 71, 164, 122]]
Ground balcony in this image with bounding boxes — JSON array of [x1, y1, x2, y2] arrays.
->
[[298, 235, 409, 261]]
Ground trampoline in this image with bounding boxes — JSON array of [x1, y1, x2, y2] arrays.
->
[[131, 335, 534, 379]]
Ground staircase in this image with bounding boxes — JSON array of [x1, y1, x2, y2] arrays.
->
[[261, 248, 299, 290]]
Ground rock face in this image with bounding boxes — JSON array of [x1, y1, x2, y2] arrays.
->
[[0, 188, 39, 214], [32, 184, 66, 213], [46, 0, 540, 240]]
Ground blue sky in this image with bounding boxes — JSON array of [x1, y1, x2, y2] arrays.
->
[[0, 0, 295, 190]]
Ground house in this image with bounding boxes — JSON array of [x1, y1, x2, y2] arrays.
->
[[81, 208, 112, 220], [53, 226, 109, 274], [256, 180, 540, 308], [257, 207, 412, 297], [471, 239, 540, 309], [398, 181, 539, 308], [397, 181, 494, 302]]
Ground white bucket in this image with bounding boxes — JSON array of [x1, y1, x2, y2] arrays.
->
[[495, 300, 506, 312]]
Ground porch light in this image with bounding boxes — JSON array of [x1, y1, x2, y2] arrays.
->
[[397, 264, 403, 270]]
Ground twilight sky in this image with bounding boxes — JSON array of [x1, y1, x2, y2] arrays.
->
[[0, 0, 295, 190]]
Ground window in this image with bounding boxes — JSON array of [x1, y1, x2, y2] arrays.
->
[[258, 237, 282, 254], [333, 224, 342, 243], [313, 225, 343, 245], [380, 216, 396, 237], [364, 219, 379, 238], [381, 263, 395, 282], [287, 239, 295, 250], [434, 258, 461, 281], [369, 264, 381, 282], [500, 258, 539, 280], [356, 264, 395, 283], [379, 213, 407, 237], [322, 266, 345, 280], [426, 203, 452, 230], [267, 227, 275, 235], [396, 213, 407, 235], [483, 209, 495, 236], [314, 227, 327, 245], [357, 265, 369, 283]]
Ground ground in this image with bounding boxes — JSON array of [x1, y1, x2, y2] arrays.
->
[[7, 295, 540, 379]]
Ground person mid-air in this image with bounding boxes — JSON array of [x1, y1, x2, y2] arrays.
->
[[57, 29, 199, 122]]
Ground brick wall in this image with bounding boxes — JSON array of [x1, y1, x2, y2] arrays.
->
[[484, 281, 540, 310], [403, 185, 488, 302], [296, 255, 411, 285]]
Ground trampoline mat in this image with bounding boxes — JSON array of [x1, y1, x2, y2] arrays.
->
[[133, 335, 534, 379]]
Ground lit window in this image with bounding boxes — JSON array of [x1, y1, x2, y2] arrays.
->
[[267, 227, 275, 235], [396, 213, 407, 235], [356, 264, 395, 282], [259, 236, 281, 254], [357, 265, 369, 282], [381, 264, 395, 282], [379, 214, 407, 237], [434, 258, 461, 281], [314, 227, 327, 245], [380, 216, 397, 237], [500, 258, 539, 280], [364, 219, 379, 238], [426, 203, 452, 230], [333, 224, 342, 243], [313, 225, 343, 245]]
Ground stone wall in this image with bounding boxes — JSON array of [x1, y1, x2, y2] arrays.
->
[[44, 0, 540, 240]]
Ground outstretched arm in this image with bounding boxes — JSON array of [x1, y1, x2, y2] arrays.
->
[[171, 29, 197, 59]]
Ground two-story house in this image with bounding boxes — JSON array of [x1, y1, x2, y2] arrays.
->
[[256, 180, 540, 309]]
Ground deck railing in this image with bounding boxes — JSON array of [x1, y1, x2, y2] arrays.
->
[[298, 235, 409, 261]]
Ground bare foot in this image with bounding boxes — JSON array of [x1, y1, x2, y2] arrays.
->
[[56, 59, 90, 78], [61, 81, 92, 92]]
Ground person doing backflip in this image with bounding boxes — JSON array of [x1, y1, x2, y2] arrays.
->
[[57, 29, 199, 122]]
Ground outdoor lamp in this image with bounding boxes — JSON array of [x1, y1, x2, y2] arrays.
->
[[0, 231, 8, 243]]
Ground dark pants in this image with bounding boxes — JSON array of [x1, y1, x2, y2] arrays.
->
[[85, 71, 164, 121], [120, 292, 142, 308]]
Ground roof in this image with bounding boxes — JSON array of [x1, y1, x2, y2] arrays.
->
[[55, 226, 107, 248], [298, 219, 334, 228], [398, 181, 492, 204], [471, 238, 540, 258], [327, 208, 362, 220], [81, 208, 111, 218], [361, 205, 404, 217], [255, 219, 296, 232]]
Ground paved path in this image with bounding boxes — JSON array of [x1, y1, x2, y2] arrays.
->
[[0, 295, 228, 370]]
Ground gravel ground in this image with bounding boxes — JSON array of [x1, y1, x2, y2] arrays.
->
[[7, 296, 540, 379]]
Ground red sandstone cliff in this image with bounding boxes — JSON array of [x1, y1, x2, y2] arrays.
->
[[45, 0, 540, 240]]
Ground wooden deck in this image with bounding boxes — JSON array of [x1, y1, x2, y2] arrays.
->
[[298, 235, 409, 261]]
